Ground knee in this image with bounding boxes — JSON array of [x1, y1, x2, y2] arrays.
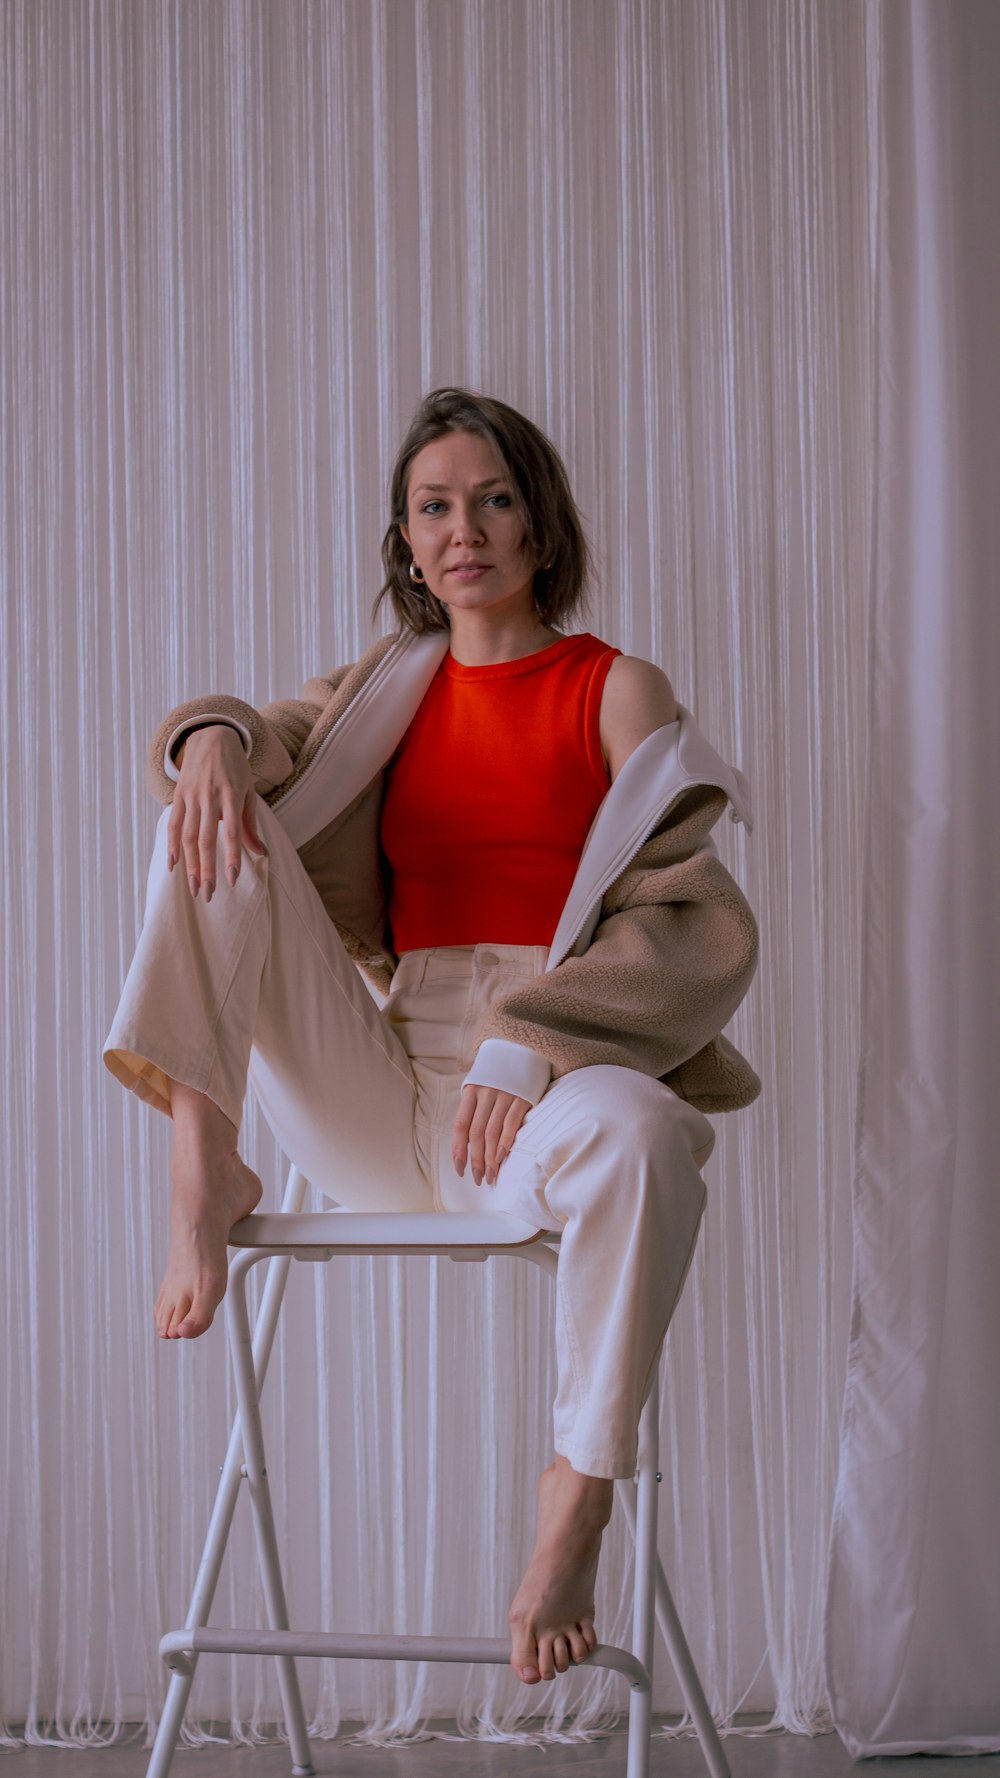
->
[[521, 1066, 710, 1244], [554, 1065, 715, 1169]]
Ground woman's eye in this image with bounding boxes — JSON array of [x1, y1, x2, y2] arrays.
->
[[486, 493, 511, 508], [421, 501, 445, 515]]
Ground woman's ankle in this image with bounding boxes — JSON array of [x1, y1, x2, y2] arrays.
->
[[167, 1079, 239, 1158]]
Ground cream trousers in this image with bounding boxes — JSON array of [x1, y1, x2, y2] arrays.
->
[[105, 799, 716, 1479]]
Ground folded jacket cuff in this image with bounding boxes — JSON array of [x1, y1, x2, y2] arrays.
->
[[462, 1039, 552, 1106]]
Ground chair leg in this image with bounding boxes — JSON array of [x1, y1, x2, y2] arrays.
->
[[144, 1668, 199, 1778], [617, 1458, 731, 1778], [625, 1380, 660, 1778], [226, 1254, 315, 1776], [145, 1168, 310, 1778]]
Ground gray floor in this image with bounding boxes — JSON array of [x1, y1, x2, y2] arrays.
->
[[2, 1724, 1000, 1776]]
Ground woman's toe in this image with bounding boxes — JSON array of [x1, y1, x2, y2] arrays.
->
[[509, 1621, 540, 1683]]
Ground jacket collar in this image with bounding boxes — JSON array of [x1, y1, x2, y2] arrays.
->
[[274, 631, 449, 849]]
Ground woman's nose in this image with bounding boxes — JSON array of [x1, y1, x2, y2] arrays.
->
[[451, 503, 486, 544]]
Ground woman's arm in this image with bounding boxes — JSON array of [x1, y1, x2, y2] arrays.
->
[[599, 655, 678, 780], [145, 660, 367, 896], [146, 669, 356, 807], [167, 725, 267, 899]]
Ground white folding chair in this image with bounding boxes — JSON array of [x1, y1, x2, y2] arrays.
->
[[145, 1164, 731, 1778]]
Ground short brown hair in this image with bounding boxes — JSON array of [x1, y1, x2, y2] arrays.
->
[[376, 388, 591, 635]]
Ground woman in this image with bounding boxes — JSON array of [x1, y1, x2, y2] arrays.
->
[[105, 387, 760, 1688]]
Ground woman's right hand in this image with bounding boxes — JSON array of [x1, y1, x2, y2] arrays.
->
[[166, 725, 267, 900]]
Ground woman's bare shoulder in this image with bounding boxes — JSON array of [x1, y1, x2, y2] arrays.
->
[[599, 654, 679, 780]]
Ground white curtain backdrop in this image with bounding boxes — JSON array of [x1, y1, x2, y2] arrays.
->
[[825, 0, 1000, 1755], [0, 0, 871, 1750]]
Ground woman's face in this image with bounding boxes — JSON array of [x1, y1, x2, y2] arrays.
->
[[400, 430, 537, 623]]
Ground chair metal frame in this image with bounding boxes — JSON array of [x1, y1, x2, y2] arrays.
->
[[145, 1164, 730, 1778]]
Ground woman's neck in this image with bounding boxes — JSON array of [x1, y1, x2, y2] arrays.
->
[[446, 609, 563, 668]]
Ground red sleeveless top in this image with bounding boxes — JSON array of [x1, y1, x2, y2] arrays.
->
[[381, 632, 620, 950]]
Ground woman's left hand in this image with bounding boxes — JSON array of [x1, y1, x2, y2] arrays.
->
[[452, 1085, 531, 1187]]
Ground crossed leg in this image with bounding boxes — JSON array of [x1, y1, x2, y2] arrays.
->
[[106, 800, 432, 1340]]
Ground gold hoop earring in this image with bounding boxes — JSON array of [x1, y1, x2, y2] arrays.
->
[[409, 561, 426, 585]]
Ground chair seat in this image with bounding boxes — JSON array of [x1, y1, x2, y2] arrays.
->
[[229, 1209, 551, 1252]]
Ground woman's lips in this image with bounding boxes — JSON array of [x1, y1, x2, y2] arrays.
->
[[448, 564, 490, 580]]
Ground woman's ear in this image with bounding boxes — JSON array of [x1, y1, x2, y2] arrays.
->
[[399, 521, 412, 551]]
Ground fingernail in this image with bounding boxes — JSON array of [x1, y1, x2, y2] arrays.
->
[[453, 1156, 465, 1177], [188, 875, 199, 898], [167, 850, 176, 871], [227, 864, 238, 888], [485, 1168, 495, 1186], [472, 1168, 483, 1187], [521, 1667, 539, 1683], [204, 881, 214, 904]]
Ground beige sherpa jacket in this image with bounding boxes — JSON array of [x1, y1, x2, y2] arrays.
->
[[149, 630, 761, 1114]]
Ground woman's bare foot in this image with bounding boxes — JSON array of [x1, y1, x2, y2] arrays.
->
[[508, 1457, 614, 1684], [154, 1084, 263, 1340]]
